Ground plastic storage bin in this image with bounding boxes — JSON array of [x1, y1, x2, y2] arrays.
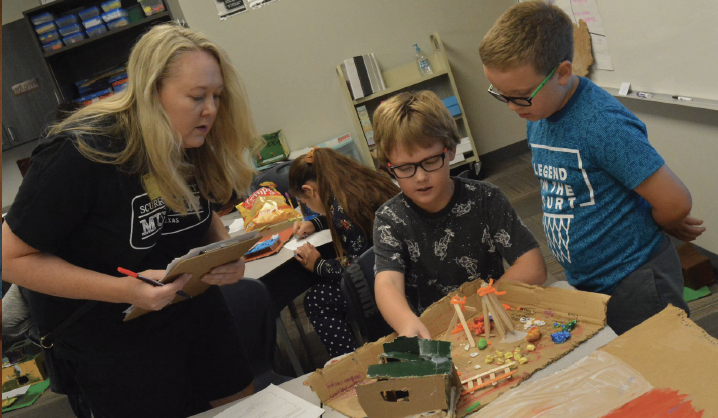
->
[[86, 23, 108, 38], [79, 6, 101, 21], [35, 21, 57, 35], [43, 40, 63, 53], [101, 8, 128, 22], [55, 14, 79, 28], [83, 16, 104, 29], [39, 30, 61, 44], [63, 32, 86, 45], [101, 0, 122, 12], [59, 23, 82, 37], [31, 12, 55, 26], [139, 0, 166, 16], [107, 16, 130, 30]]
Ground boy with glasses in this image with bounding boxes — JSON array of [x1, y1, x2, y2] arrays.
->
[[372, 90, 546, 338], [480, 1, 705, 334]]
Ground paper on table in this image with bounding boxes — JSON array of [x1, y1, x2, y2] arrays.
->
[[2, 384, 30, 400], [228, 218, 244, 234], [213, 384, 324, 418], [284, 230, 332, 251]]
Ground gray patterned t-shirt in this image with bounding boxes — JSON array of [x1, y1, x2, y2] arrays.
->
[[373, 177, 538, 314]]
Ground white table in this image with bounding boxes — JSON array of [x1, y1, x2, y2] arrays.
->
[[191, 326, 617, 417]]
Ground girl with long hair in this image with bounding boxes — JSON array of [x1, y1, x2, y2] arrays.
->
[[288, 147, 399, 357], [2, 24, 264, 417]]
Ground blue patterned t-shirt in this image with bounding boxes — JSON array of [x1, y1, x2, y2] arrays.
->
[[527, 77, 664, 294]]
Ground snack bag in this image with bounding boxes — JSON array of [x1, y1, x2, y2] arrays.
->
[[237, 182, 300, 231]]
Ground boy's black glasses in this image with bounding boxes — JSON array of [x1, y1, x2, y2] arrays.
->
[[387, 148, 447, 179], [487, 64, 559, 107]]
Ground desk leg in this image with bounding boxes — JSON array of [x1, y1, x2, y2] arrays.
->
[[276, 318, 305, 377]]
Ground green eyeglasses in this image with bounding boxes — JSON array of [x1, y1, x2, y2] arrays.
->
[[488, 64, 559, 107]]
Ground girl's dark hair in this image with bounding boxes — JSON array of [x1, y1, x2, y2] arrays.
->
[[288, 148, 399, 258]]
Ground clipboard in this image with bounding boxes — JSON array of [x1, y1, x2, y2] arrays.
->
[[123, 231, 262, 321]]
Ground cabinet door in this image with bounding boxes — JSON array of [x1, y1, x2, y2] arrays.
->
[[2, 19, 59, 149]]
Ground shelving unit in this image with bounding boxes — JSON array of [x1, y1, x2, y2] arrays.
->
[[21, 0, 181, 103], [336, 32, 480, 175]]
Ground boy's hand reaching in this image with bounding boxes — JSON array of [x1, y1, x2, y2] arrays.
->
[[665, 215, 706, 242], [294, 243, 320, 271], [293, 220, 316, 240], [397, 317, 431, 339]]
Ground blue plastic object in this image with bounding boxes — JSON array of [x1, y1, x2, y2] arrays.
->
[[35, 21, 58, 35], [107, 16, 130, 30], [102, 8, 128, 22], [79, 6, 101, 21], [55, 14, 79, 28], [58, 23, 82, 37], [31, 12, 55, 26], [63, 32, 86, 46], [39, 30, 61, 45], [43, 40, 63, 53], [101, 0, 122, 12], [551, 331, 572, 344], [83, 16, 104, 29], [86, 23, 108, 38]]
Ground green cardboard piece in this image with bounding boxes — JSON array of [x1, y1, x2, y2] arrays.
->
[[379, 352, 423, 362], [367, 359, 453, 379], [683, 286, 711, 302], [2, 379, 50, 413]]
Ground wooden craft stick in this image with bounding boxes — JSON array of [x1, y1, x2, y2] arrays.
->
[[461, 370, 517, 395], [444, 312, 459, 341], [453, 304, 476, 347], [481, 297, 491, 340], [488, 293, 513, 332]]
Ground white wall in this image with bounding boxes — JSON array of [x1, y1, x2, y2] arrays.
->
[[615, 99, 718, 253], [175, 0, 524, 154]]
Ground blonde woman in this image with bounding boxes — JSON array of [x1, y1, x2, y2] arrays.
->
[[2, 24, 263, 417]]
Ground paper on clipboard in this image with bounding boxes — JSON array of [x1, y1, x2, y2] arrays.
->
[[123, 231, 262, 321]]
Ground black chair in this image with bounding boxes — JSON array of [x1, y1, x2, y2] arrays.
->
[[219, 279, 293, 388], [340, 247, 394, 344]]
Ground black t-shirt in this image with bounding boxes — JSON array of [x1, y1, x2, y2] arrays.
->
[[6, 135, 215, 362], [373, 177, 539, 314]]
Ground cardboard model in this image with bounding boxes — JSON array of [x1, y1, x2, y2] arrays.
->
[[306, 280, 609, 417], [356, 337, 462, 418]]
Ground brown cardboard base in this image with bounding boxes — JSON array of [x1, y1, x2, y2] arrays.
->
[[305, 280, 609, 417]]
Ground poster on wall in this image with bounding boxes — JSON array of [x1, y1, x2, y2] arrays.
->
[[248, 0, 281, 10], [519, 0, 614, 71], [215, 0, 247, 20]]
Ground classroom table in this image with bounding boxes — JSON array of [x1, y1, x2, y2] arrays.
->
[[191, 281, 618, 418]]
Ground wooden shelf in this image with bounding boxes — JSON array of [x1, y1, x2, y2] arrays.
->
[[336, 32, 480, 172], [353, 68, 449, 105], [602, 87, 718, 111], [44, 12, 170, 58]]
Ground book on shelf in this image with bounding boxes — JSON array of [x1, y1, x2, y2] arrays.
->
[[362, 54, 380, 94], [343, 58, 365, 100], [370, 53, 386, 91], [341, 54, 387, 100], [356, 105, 375, 147], [353, 56, 373, 98]]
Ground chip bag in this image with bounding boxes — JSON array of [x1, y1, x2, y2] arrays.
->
[[237, 182, 300, 231]]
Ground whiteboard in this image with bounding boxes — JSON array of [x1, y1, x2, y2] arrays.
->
[[562, 0, 718, 102]]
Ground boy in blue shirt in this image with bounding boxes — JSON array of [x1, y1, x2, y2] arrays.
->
[[479, 1, 705, 334]]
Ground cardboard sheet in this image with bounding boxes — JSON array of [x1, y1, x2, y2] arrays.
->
[[305, 280, 609, 417]]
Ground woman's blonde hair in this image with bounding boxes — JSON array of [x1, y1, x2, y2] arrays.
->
[[479, 1, 574, 75], [288, 148, 399, 259], [49, 23, 263, 214], [372, 90, 460, 163]]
